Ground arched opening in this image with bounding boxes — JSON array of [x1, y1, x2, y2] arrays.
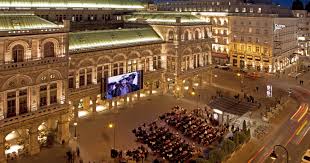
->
[[184, 31, 190, 41], [5, 130, 28, 159], [195, 30, 200, 40], [168, 30, 174, 41], [43, 42, 55, 58], [12, 45, 24, 63]]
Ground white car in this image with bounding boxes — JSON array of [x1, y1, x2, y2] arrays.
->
[[302, 149, 310, 163]]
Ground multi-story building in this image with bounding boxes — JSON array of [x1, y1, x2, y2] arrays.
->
[[0, 0, 145, 31], [229, 14, 298, 72], [192, 12, 230, 65], [156, 0, 298, 72], [0, 11, 212, 161], [292, 10, 310, 56], [0, 13, 70, 162]]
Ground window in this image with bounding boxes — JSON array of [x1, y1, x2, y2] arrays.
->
[[86, 68, 92, 85], [50, 83, 57, 104], [19, 89, 28, 114], [258, 8, 261, 13], [250, 8, 253, 13], [235, 8, 239, 12], [7, 91, 16, 118], [248, 46, 252, 52], [79, 69, 85, 87], [242, 8, 246, 12], [168, 31, 174, 41], [249, 28, 252, 33], [195, 30, 200, 39], [256, 46, 260, 52], [184, 31, 190, 41], [12, 45, 24, 63], [69, 77, 74, 89], [43, 42, 55, 58], [127, 60, 137, 72], [40, 85, 47, 107]]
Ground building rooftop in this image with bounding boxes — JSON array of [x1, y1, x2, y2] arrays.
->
[[0, 13, 61, 31], [69, 28, 163, 52], [0, 0, 144, 9], [124, 11, 207, 24]]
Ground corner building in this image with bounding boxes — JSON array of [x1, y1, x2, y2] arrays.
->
[[0, 13, 70, 162], [229, 14, 298, 72]]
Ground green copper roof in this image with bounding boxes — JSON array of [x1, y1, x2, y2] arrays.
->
[[0, 0, 144, 9], [0, 13, 60, 31], [125, 12, 206, 23], [69, 28, 163, 52]]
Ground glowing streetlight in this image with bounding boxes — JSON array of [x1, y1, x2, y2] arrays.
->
[[108, 122, 116, 149], [191, 91, 196, 96], [237, 73, 241, 77], [73, 122, 77, 138], [269, 145, 288, 163]]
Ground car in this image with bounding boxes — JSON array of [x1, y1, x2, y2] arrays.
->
[[215, 64, 231, 70], [302, 149, 310, 163]]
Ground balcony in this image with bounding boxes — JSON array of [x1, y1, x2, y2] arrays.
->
[[0, 104, 68, 128], [0, 56, 67, 71]]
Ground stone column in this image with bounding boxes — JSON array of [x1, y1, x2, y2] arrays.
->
[[47, 84, 50, 106], [83, 97, 90, 111], [57, 114, 70, 143], [29, 126, 40, 155], [108, 100, 113, 109], [90, 96, 97, 113], [0, 132, 6, 163], [16, 90, 19, 115], [149, 82, 153, 95]]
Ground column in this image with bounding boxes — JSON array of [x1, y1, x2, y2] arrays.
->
[[0, 132, 6, 163], [75, 71, 79, 89], [160, 74, 168, 95], [16, 90, 19, 115], [83, 97, 90, 111], [208, 52, 212, 65], [29, 126, 40, 155], [57, 114, 70, 143], [108, 100, 113, 109], [92, 67, 97, 84], [149, 82, 153, 95], [90, 95, 97, 113], [47, 84, 50, 105]]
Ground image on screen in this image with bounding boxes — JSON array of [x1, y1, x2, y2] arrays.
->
[[103, 71, 142, 99]]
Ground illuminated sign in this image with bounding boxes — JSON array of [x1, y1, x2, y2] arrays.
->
[[274, 24, 286, 31], [267, 85, 272, 97]]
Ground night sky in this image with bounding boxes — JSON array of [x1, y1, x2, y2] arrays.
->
[[273, 0, 308, 7]]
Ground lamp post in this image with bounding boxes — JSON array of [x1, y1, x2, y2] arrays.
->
[[73, 122, 77, 138], [269, 144, 289, 163], [237, 73, 244, 92], [108, 122, 116, 149]]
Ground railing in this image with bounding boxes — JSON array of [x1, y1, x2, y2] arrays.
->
[[0, 104, 68, 127], [0, 56, 67, 71]]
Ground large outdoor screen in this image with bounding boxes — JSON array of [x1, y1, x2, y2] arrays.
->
[[101, 71, 143, 99]]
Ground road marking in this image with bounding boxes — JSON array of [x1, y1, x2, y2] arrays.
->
[[248, 145, 266, 163], [296, 120, 308, 136], [297, 124, 310, 145]]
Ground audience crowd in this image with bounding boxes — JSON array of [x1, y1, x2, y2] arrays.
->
[[159, 106, 227, 146], [133, 121, 194, 161]]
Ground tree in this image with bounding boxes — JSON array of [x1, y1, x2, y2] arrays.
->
[[233, 132, 240, 146], [238, 132, 247, 144], [292, 0, 304, 10], [242, 120, 247, 133], [209, 149, 224, 163], [222, 139, 236, 155], [306, 1, 310, 12]]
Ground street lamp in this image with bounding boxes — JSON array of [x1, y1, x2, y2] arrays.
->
[[108, 122, 116, 149], [269, 145, 289, 163], [236, 73, 243, 92], [73, 122, 77, 138]]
